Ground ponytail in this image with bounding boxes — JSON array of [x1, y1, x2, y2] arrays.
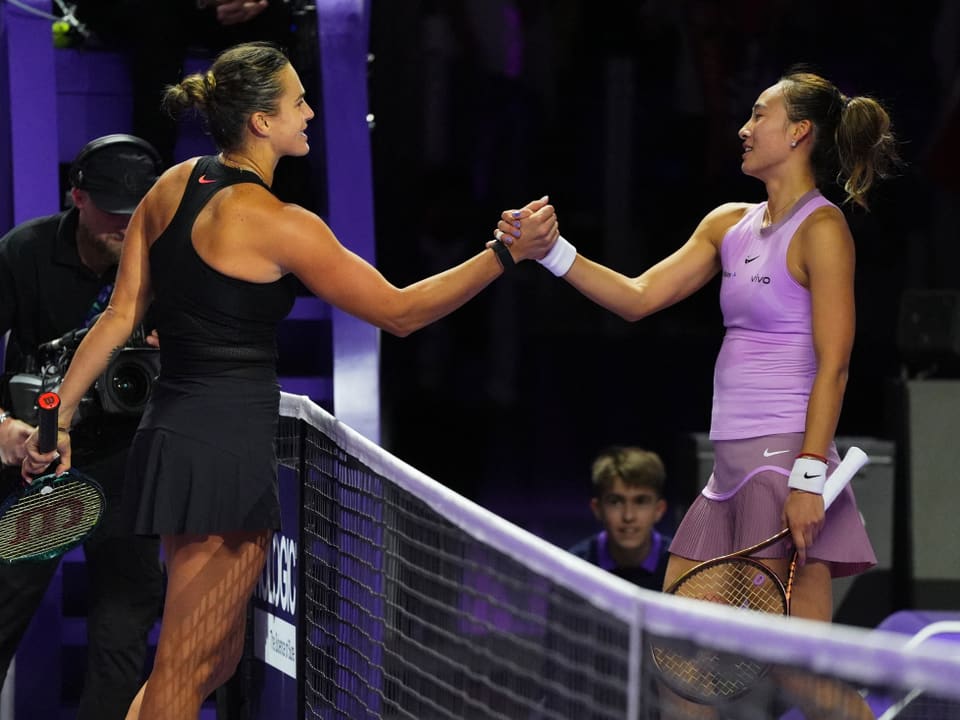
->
[[780, 71, 900, 210]]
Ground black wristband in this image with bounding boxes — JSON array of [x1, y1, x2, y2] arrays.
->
[[491, 239, 515, 271]]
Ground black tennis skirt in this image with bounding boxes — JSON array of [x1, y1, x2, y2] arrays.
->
[[122, 371, 282, 536]]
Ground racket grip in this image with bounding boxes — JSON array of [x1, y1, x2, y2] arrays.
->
[[822, 446, 869, 509], [37, 391, 61, 454]]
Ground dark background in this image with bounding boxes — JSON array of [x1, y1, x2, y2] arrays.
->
[[365, 1, 960, 543]]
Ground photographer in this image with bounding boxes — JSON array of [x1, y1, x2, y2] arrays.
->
[[0, 134, 164, 719]]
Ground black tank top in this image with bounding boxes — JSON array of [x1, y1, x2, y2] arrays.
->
[[149, 156, 297, 376]]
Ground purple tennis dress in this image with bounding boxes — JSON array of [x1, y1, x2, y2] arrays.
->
[[670, 190, 876, 577]]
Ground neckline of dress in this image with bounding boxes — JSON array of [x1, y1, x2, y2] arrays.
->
[[758, 188, 821, 236]]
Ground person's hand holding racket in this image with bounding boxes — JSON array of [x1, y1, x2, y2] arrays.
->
[[782, 489, 826, 566], [21, 392, 72, 481], [2, 392, 104, 564], [783, 451, 831, 565]]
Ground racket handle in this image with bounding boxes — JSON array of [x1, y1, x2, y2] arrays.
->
[[37, 391, 61, 453], [822, 446, 869, 509]]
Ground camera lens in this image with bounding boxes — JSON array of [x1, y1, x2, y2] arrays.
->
[[110, 363, 152, 409], [99, 350, 160, 415]]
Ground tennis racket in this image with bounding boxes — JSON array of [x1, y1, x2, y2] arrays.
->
[[651, 445, 869, 704], [0, 392, 105, 564]]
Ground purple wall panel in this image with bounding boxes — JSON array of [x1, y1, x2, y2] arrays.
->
[[0, 6, 12, 235], [3, 0, 59, 227], [316, 1, 381, 444], [55, 49, 133, 163]]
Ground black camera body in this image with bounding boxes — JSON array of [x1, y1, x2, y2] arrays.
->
[[94, 346, 161, 415], [6, 326, 159, 425]]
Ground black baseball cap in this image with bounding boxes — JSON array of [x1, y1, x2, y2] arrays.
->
[[70, 134, 162, 214]]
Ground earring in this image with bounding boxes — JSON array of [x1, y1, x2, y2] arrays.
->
[[790, 140, 798, 148]]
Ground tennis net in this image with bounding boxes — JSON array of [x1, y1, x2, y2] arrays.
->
[[276, 392, 960, 719]]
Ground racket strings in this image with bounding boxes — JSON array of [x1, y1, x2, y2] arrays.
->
[[652, 644, 767, 700], [0, 480, 103, 561], [652, 560, 786, 701], [675, 561, 787, 614]]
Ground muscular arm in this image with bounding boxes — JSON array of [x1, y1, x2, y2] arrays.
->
[[793, 207, 856, 457], [558, 203, 747, 321], [781, 207, 856, 560], [269, 200, 558, 337]]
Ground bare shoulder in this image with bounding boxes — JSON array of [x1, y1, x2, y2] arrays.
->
[[269, 200, 337, 251], [145, 158, 198, 202], [800, 203, 849, 233], [708, 201, 754, 219], [219, 192, 338, 266], [794, 204, 854, 277], [227, 190, 326, 234], [696, 202, 753, 244], [797, 204, 853, 248], [139, 158, 200, 240]]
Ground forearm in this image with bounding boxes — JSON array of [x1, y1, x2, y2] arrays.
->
[[554, 228, 721, 322], [562, 256, 651, 322], [386, 248, 504, 336], [801, 367, 849, 457]]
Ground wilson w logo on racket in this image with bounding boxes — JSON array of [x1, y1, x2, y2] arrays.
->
[[0, 392, 105, 564], [650, 446, 869, 704]]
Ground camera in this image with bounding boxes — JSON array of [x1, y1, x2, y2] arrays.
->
[[6, 325, 160, 425]]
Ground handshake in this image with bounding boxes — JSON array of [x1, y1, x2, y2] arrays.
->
[[486, 196, 577, 277]]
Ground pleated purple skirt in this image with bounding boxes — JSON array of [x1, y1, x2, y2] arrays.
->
[[669, 433, 876, 578]]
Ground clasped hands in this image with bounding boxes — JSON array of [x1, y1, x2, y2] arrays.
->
[[489, 196, 559, 263]]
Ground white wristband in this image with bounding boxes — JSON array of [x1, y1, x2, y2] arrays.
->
[[537, 235, 576, 277], [787, 456, 828, 494]]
